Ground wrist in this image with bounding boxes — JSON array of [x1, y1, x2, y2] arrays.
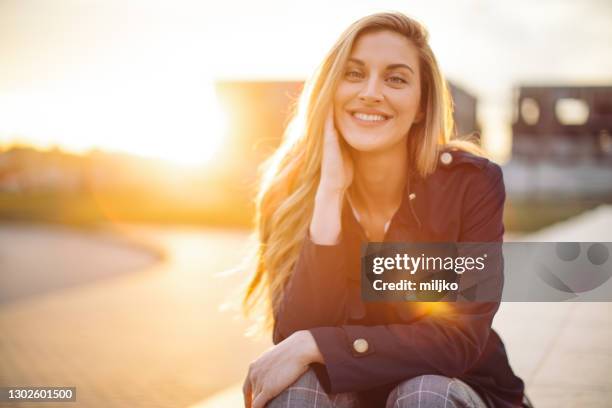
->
[[314, 187, 345, 217], [316, 183, 347, 200], [293, 330, 324, 365]]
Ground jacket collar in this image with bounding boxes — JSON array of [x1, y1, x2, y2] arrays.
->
[[399, 147, 491, 232], [342, 147, 490, 237]]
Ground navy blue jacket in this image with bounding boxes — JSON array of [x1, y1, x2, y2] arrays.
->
[[272, 148, 525, 407]]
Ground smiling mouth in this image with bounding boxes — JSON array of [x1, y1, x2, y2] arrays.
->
[[350, 111, 392, 123]]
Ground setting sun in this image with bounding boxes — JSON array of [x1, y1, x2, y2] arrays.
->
[[0, 73, 228, 167], [0, 12, 232, 170]]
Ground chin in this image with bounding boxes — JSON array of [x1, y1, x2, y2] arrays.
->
[[344, 137, 388, 152], [340, 128, 402, 153]]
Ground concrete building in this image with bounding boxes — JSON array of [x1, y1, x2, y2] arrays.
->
[[506, 86, 612, 197]]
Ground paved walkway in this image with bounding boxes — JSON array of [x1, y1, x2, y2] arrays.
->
[[493, 206, 612, 406], [0, 224, 269, 407], [0, 207, 610, 407], [0, 222, 162, 304]]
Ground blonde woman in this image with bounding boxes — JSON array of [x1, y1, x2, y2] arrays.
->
[[242, 12, 526, 408]]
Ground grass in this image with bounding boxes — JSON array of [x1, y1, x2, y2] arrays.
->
[[0, 191, 255, 230], [1, 192, 610, 233], [504, 196, 610, 232]]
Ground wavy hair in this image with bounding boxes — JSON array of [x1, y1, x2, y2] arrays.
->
[[242, 11, 484, 332]]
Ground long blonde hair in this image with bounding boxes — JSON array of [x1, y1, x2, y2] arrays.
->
[[242, 11, 484, 331]]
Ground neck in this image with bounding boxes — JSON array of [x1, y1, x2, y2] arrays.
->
[[348, 141, 409, 218]]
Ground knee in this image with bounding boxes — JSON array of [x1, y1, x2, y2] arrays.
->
[[265, 368, 324, 407], [386, 375, 472, 408]]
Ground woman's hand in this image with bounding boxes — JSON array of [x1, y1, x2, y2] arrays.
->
[[319, 107, 354, 194], [309, 107, 353, 245], [243, 330, 323, 408]]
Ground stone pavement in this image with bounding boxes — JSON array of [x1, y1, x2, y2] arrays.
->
[[0, 222, 162, 304], [493, 206, 612, 406], [0, 224, 270, 407]]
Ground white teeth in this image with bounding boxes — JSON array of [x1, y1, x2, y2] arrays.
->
[[353, 112, 388, 122]]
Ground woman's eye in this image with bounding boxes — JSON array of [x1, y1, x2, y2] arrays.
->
[[387, 76, 407, 84], [345, 70, 363, 79]]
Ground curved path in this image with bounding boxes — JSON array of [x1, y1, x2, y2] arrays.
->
[[0, 223, 269, 407]]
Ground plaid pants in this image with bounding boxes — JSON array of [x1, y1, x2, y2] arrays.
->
[[266, 368, 490, 407]]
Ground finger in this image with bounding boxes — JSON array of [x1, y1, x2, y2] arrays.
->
[[253, 378, 263, 399], [252, 390, 270, 408], [249, 375, 264, 406], [242, 377, 252, 408]]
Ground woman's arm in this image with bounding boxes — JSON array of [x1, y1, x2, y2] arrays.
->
[[272, 231, 350, 343], [272, 108, 354, 342], [310, 107, 353, 244]]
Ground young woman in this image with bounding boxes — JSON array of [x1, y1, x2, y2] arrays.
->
[[242, 12, 526, 408]]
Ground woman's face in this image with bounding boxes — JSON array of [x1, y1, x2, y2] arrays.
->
[[333, 30, 422, 153]]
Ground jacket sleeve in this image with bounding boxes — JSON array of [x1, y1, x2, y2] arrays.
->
[[272, 232, 351, 345], [306, 162, 506, 393]]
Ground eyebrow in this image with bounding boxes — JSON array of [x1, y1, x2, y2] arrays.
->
[[347, 58, 415, 74]]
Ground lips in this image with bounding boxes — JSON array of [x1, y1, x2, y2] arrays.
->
[[354, 112, 387, 121], [349, 109, 392, 125]]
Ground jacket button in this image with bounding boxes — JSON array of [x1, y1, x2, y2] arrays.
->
[[440, 152, 453, 165], [408, 193, 416, 200], [353, 338, 369, 353]]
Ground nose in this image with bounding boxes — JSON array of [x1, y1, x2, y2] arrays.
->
[[358, 75, 383, 104]]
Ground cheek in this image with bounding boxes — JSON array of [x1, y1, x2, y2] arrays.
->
[[392, 91, 421, 120], [333, 86, 356, 128], [332, 99, 347, 131], [333, 83, 354, 108]]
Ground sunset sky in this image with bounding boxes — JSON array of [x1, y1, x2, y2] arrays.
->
[[1, 0, 611, 165]]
